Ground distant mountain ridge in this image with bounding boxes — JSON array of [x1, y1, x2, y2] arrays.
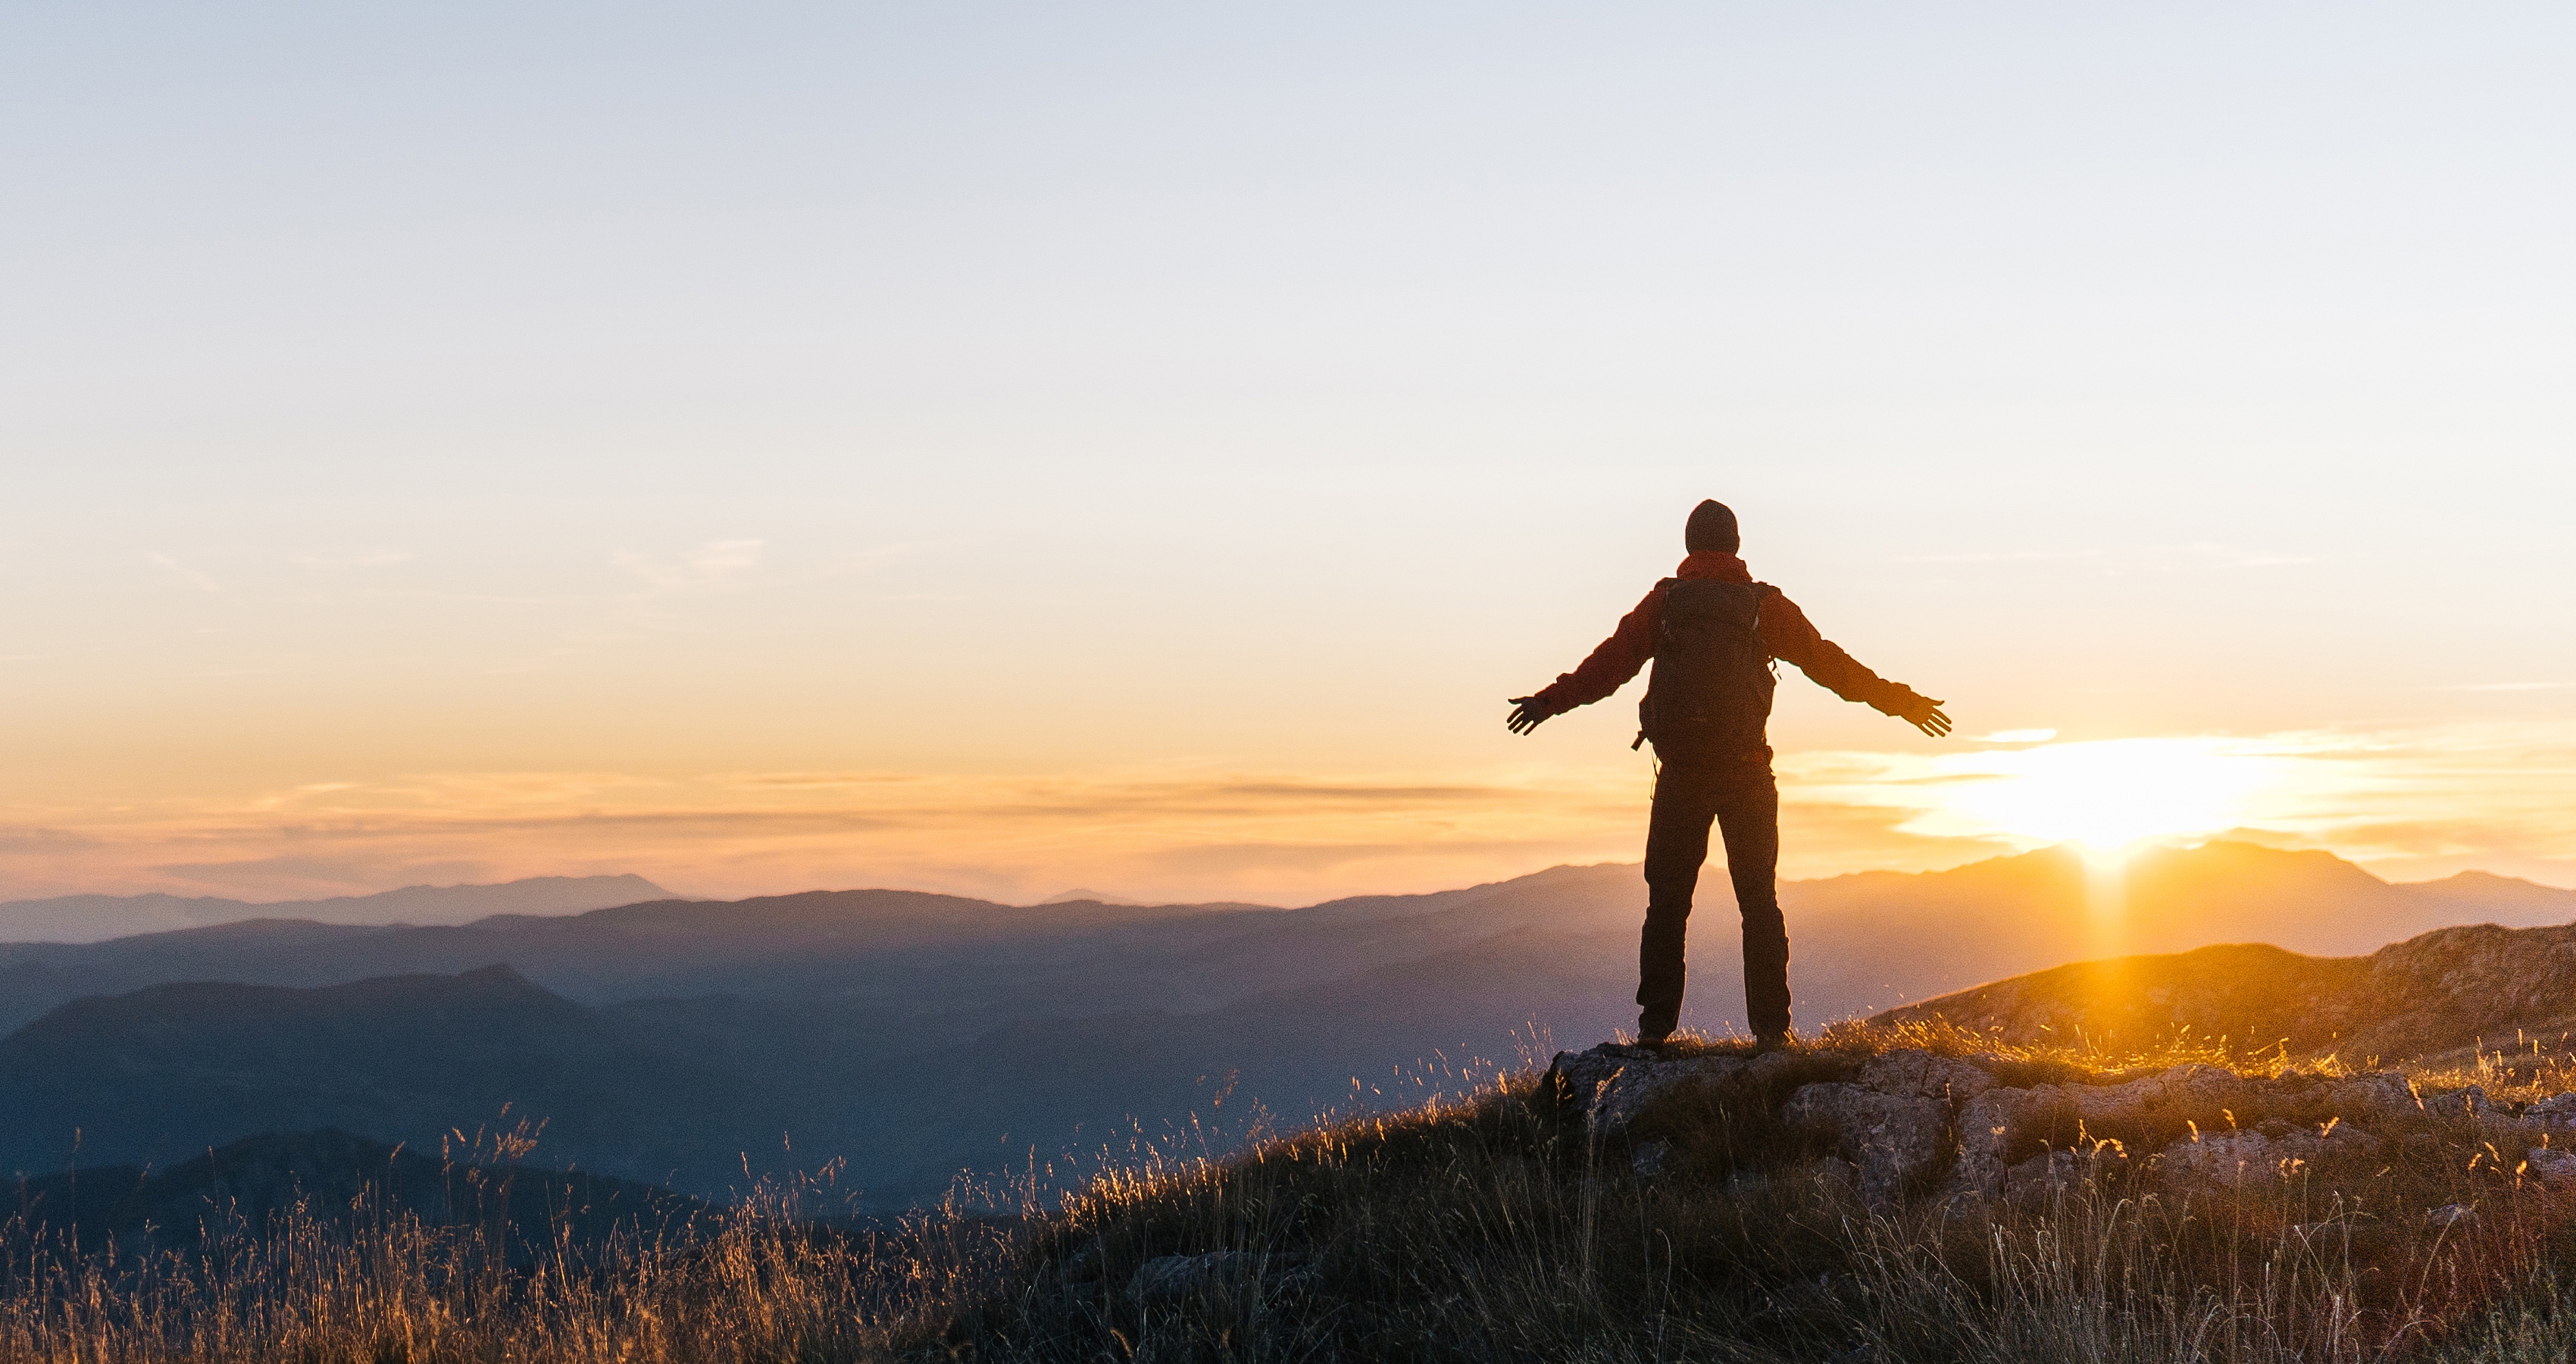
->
[[0, 874, 673, 943], [2, 841, 2568, 1204]]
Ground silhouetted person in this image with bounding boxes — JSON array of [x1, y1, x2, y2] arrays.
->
[[1508, 500, 1949, 1046]]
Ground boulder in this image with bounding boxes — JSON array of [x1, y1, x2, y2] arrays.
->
[[1855, 1050, 1996, 1103], [1955, 1087, 2055, 1195], [1545, 1043, 1775, 1137], [1050, 1242, 1105, 1286], [2522, 1148, 2576, 1190], [2071, 1064, 2262, 1128], [2162, 1131, 2294, 1188], [2159, 1121, 2381, 1190], [2001, 1143, 2131, 1199], [1784, 1082, 1949, 1206], [2423, 1086, 2488, 1120], [2313, 1070, 2419, 1121], [2524, 1093, 2576, 1128], [1127, 1253, 1313, 1306]]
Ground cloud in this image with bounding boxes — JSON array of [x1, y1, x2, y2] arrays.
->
[[144, 552, 220, 593], [8, 763, 1645, 905], [148, 855, 492, 897], [2158, 543, 2318, 569], [289, 551, 413, 570], [20, 722, 2576, 904], [2443, 682, 2571, 693], [0, 826, 106, 855], [614, 539, 765, 594], [686, 540, 763, 576], [1893, 546, 2317, 572], [1896, 551, 2103, 565]]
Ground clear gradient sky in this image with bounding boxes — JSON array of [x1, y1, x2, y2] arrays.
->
[[5, 4, 2572, 906]]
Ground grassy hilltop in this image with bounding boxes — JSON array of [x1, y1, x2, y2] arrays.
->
[[9, 1021, 2576, 1363], [935, 1024, 2576, 1363]]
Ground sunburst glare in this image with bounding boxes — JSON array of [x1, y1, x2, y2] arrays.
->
[[1942, 739, 2279, 850], [1845, 737, 2306, 856]]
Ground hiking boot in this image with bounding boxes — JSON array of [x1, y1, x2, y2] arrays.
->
[[1751, 1031, 1792, 1053]]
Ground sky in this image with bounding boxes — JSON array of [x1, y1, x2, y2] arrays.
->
[[5, 3, 2573, 907]]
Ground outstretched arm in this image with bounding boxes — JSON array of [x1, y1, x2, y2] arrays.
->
[[1505, 586, 1662, 734], [1758, 592, 1951, 737]]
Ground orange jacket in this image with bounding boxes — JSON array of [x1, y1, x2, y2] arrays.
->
[[1532, 551, 1915, 721]]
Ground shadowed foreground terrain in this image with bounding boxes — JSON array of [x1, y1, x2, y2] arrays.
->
[[10, 1024, 2576, 1362]]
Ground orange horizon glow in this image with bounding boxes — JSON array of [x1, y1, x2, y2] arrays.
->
[[5, 721, 2571, 907]]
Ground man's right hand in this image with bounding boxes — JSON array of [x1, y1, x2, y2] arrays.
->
[[1506, 696, 1556, 734]]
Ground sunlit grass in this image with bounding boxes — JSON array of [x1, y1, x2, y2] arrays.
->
[[5, 1029, 2574, 1362]]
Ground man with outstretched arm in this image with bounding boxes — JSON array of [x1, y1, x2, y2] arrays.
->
[[1506, 500, 1950, 1048]]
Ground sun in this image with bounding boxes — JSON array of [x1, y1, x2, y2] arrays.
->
[[1924, 737, 2282, 854]]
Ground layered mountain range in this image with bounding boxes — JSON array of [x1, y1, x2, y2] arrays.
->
[[3, 842, 2568, 1206]]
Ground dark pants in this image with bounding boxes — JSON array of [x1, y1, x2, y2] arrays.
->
[[1638, 762, 1787, 1041]]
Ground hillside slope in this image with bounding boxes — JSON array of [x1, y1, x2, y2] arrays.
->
[[1876, 921, 2576, 1062]]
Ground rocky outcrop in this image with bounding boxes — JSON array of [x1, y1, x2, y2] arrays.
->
[[1544, 1041, 2559, 1209], [1952, 1065, 2412, 1195]]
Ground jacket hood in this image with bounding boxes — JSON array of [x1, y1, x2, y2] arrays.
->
[[1675, 551, 1751, 582]]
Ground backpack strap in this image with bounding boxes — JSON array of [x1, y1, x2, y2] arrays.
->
[[1751, 582, 1780, 670], [1636, 578, 1685, 749]]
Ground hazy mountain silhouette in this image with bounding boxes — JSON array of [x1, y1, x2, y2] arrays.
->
[[1, 842, 2565, 1205], [0, 874, 671, 943], [0, 965, 780, 1189]]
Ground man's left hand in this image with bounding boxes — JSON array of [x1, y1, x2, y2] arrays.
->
[[1896, 693, 1952, 738]]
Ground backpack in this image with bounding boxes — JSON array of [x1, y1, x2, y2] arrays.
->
[[1637, 579, 1777, 764]]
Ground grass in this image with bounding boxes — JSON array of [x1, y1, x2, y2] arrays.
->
[[5, 1025, 2575, 1362]]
